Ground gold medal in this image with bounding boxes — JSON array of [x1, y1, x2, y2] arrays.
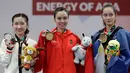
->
[[46, 32, 54, 41]]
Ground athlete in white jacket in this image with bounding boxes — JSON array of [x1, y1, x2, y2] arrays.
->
[[0, 13, 37, 73]]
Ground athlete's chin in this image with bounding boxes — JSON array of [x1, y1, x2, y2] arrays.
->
[[16, 32, 24, 35]]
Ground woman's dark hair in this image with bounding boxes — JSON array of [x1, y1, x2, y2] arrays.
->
[[101, 4, 117, 26], [53, 7, 69, 19], [101, 3, 117, 14], [12, 13, 29, 35]]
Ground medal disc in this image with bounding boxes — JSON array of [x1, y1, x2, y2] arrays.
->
[[46, 32, 53, 41]]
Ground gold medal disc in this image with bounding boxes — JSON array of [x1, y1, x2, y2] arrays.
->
[[46, 32, 53, 41]]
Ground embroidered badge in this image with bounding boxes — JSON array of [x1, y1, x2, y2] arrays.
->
[[70, 39, 73, 44]]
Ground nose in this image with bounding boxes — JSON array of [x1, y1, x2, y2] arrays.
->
[[106, 16, 111, 19], [61, 19, 65, 22], [17, 24, 22, 28]]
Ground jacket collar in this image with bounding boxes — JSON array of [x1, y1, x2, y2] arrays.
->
[[14, 34, 28, 46]]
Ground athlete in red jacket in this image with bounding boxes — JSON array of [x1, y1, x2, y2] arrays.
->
[[34, 7, 84, 73]]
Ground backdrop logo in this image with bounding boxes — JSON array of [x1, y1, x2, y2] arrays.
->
[[33, 0, 130, 15]]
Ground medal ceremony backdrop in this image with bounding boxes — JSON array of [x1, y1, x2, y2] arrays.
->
[[0, 0, 130, 72]]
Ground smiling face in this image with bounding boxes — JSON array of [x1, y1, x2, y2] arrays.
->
[[12, 17, 28, 37], [54, 10, 69, 30], [102, 7, 116, 27]]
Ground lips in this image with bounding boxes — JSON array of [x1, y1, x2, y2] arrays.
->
[[59, 22, 65, 25], [107, 20, 111, 23], [17, 28, 23, 31], [59, 23, 66, 27], [17, 30, 23, 32]]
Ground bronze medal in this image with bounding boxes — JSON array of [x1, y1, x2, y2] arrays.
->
[[99, 33, 107, 43]]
